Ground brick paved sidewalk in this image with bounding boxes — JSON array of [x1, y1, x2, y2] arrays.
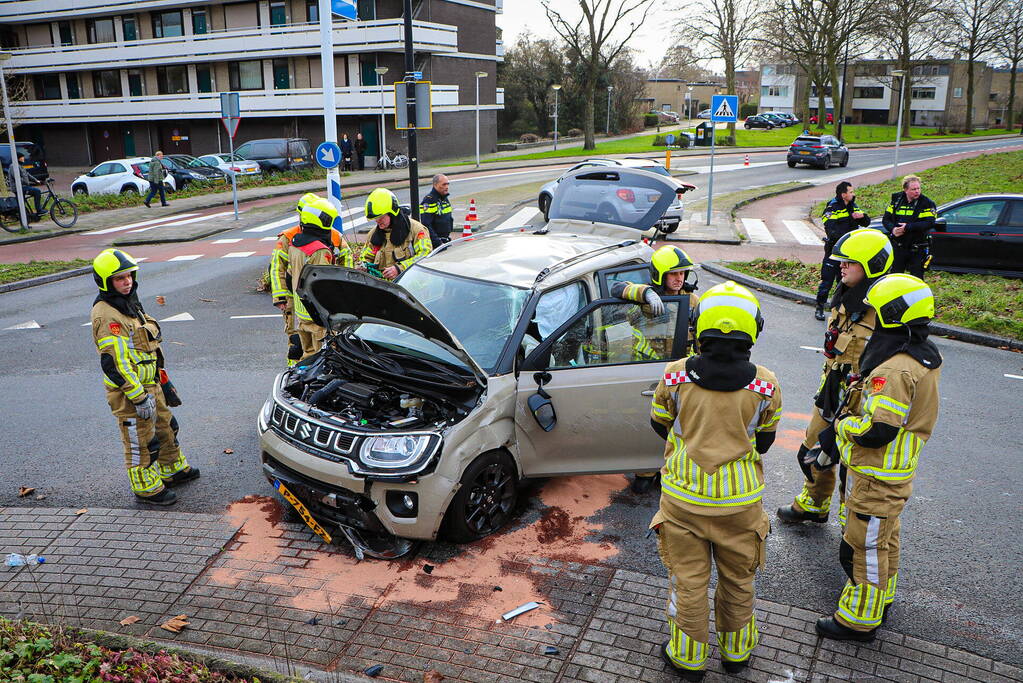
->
[[3, 505, 1021, 682]]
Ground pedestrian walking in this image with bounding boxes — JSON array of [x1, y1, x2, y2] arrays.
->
[[91, 249, 199, 506], [882, 174, 936, 278], [419, 174, 454, 245], [143, 151, 168, 208], [340, 133, 354, 172], [814, 182, 871, 320], [361, 188, 433, 280], [355, 132, 367, 170], [777, 229, 893, 527], [814, 273, 941, 641], [649, 281, 781, 680]]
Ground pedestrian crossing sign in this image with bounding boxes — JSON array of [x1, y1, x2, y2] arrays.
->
[[711, 94, 738, 122]]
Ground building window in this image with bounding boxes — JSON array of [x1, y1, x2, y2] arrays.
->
[[157, 65, 189, 94], [306, 0, 318, 21], [33, 74, 61, 100], [86, 17, 115, 44], [273, 58, 290, 89], [270, 1, 288, 25], [57, 21, 74, 46], [122, 16, 138, 41], [66, 73, 81, 99], [193, 8, 208, 34], [953, 87, 963, 98], [127, 69, 144, 96], [911, 65, 949, 76], [761, 85, 789, 98], [762, 65, 775, 76], [153, 10, 184, 38], [855, 64, 887, 77], [197, 66, 213, 92], [809, 86, 833, 97], [911, 87, 935, 100], [93, 70, 123, 97], [989, 92, 998, 101], [853, 86, 884, 99], [229, 60, 264, 90], [357, 0, 376, 20]]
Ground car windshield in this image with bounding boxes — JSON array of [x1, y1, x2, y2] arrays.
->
[[173, 155, 203, 168], [355, 267, 529, 373], [638, 165, 672, 177], [548, 168, 676, 229]]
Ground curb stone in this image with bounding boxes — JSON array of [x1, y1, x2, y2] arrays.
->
[[701, 261, 1023, 352]]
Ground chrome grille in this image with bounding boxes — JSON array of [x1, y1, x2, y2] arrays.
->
[[269, 401, 359, 460]]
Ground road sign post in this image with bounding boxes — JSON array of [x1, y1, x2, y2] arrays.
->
[[402, 0, 420, 220], [706, 94, 738, 226], [318, 0, 356, 232], [220, 92, 241, 220]]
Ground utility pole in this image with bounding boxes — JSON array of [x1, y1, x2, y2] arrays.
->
[[402, 0, 419, 219], [0, 53, 27, 231]]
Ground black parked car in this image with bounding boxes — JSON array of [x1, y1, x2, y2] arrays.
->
[[166, 154, 228, 187], [761, 113, 791, 127], [0, 142, 49, 183], [765, 111, 800, 125], [234, 138, 313, 173], [787, 134, 849, 169], [743, 115, 775, 130]]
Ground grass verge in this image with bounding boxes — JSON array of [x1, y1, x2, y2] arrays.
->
[[0, 258, 89, 285], [728, 258, 1023, 341]]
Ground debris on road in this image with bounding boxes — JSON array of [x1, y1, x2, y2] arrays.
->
[[306, 617, 319, 625], [156, 296, 166, 305], [199, 297, 218, 303], [223, 448, 234, 454], [544, 646, 559, 656], [364, 664, 383, 677], [17, 487, 34, 497], [34, 494, 46, 500], [423, 563, 434, 574], [424, 671, 445, 682], [75, 508, 88, 515], [119, 615, 140, 626], [159, 614, 190, 633], [502, 601, 542, 622], [493, 586, 502, 592]]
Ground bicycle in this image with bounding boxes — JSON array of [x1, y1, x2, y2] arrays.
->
[[0, 178, 79, 232], [376, 147, 409, 171]]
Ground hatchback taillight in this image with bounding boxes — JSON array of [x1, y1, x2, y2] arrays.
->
[[617, 188, 636, 202], [131, 164, 144, 178]]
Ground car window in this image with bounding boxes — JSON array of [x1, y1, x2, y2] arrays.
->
[[252, 142, 284, 157], [92, 163, 113, 176], [639, 165, 672, 177], [1004, 201, 1023, 227], [545, 300, 683, 369], [533, 282, 588, 340], [942, 200, 1006, 226], [794, 137, 819, 145], [548, 168, 677, 230], [600, 264, 651, 297], [109, 163, 126, 174], [288, 140, 311, 158]]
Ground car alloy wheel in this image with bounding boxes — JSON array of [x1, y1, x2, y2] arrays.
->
[[72, 185, 88, 196], [445, 452, 518, 542]]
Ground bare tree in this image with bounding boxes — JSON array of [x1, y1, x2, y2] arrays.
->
[[609, 51, 649, 132], [677, 0, 761, 140], [0, 75, 29, 139], [941, 0, 1002, 133], [500, 33, 564, 137], [654, 45, 713, 82], [996, 0, 1023, 131], [759, 0, 829, 125], [542, 0, 656, 150]]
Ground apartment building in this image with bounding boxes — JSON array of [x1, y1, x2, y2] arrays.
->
[[0, 0, 504, 167], [643, 79, 722, 119]]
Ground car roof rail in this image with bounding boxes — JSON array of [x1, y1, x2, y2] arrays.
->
[[534, 239, 638, 284], [425, 224, 538, 259]]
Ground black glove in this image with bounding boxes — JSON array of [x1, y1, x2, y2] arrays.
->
[[816, 425, 839, 468], [159, 369, 182, 407], [796, 444, 817, 482], [133, 393, 156, 421]]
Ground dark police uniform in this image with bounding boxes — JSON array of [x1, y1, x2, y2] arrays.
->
[[817, 199, 870, 307], [881, 192, 937, 278], [419, 187, 453, 245]]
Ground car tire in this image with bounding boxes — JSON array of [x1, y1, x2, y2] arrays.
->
[[744, 124, 752, 130], [120, 184, 140, 195], [820, 156, 831, 169], [839, 155, 848, 168], [787, 160, 797, 168], [72, 185, 88, 196], [443, 451, 519, 543]]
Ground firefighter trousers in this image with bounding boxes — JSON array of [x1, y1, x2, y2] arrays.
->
[[281, 306, 302, 364], [656, 504, 770, 671], [792, 406, 846, 524], [106, 384, 189, 496], [835, 504, 901, 631], [297, 319, 326, 361]]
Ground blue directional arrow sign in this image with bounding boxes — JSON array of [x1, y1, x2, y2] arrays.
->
[[315, 141, 342, 169], [330, 0, 357, 19]]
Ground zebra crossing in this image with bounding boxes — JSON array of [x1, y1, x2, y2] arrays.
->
[[740, 217, 823, 246]]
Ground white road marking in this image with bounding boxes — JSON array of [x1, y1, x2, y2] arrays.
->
[[83, 214, 200, 236], [230, 314, 281, 319], [678, 160, 780, 174], [259, 236, 278, 242], [212, 238, 242, 244], [242, 216, 297, 233], [782, 219, 822, 246], [159, 312, 194, 322], [740, 217, 776, 243], [222, 251, 255, 258], [1006, 374, 1023, 380], [131, 210, 235, 232], [493, 206, 541, 231], [4, 320, 41, 330], [168, 254, 202, 261], [800, 346, 824, 352]]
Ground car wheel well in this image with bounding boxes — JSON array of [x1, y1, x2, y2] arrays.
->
[[442, 449, 520, 543], [71, 184, 88, 196], [119, 184, 140, 195]]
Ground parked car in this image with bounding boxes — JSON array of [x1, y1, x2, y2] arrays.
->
[[761, 112, 790, 127], [765, 111, 800, 125], [195, 153, 262, 177], [258, 166, 695, 558], [164, 154, 229, 187], [696, 109, 712, 119], [743, 115, 775, 130], [868, 194, 1023, 277], [787, 134, 849, 169], [0, 142, 48, 183], [70, 157, 176, 196], [809, 113, 834, 125], [537, 157, 696, 229], [234, 138, 313, 173]]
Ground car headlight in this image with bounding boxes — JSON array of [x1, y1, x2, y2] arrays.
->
[[258, 397, 273, 432], [359, 434, 434, 469]]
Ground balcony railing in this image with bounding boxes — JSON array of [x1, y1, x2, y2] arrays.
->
[[7, 19, 458, 74]]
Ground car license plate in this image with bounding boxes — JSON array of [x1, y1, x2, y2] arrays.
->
[[799, 151, 810, 155], [293, 157, 304, 162], [273, 479, 333, 544]]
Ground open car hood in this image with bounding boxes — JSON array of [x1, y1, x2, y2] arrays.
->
[[296, 266, 488, 385]]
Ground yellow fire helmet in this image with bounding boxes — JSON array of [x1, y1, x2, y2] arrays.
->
[[829, 228, 893, 279], [650, 245, 697, 286], [365, 187, 400, 219], [93, 248, 139, 292], [298, 196, 339, 230], [296, 192, 320, 213], [866, 273, 935, 328], [694, 280, 764, 344]]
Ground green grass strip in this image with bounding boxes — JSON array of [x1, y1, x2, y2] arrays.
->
[[0, 258, 90, 285]]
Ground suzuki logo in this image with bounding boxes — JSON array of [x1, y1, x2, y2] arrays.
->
[[298, 422, 313, 440]]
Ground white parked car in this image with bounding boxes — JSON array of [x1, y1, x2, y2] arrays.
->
[[196, 153, 262, 177], [70, 157, 176, 196]]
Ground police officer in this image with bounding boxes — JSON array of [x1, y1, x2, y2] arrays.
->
[[814, 274, 941, 641], [91, 249, 199, 505], [650, 282, 781, 680], [882, 174, 937, 278], [815, 181, 871, 320], [419, 174, 453, 246], [778, 229, 893, 527], [612, 246, 701, 494], [288, 197, 352, 360], [270, 193, 348, 365], [360, 188, 433, 279]]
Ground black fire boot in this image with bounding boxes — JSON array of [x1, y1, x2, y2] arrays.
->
[[814, 304, 826, 321], [135, 488, 178, 506], [777, 504, 828, 524], [660, 641, 706, 682], [815, 616, 877, 642], [631, 473, 659, 494], [722, 658, 750, 674], [163, 467, 200, 487]]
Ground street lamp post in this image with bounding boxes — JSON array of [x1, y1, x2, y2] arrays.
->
[[605, 85, 613, 136], [551, 84, 561, 150], [891, 69, 908, 179], [0, 53, 27, 231], [474, 71, 487, 168], [686, 86, 693, 125], [374, 66, 388, 166]]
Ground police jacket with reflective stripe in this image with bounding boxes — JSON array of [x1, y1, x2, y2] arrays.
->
[[419, 188, 453, 243], [822, 198, 870, 243], [881, 192, 937, 247]]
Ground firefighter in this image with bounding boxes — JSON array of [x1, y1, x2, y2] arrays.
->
[[815, 182, 871, 320], [650, 281, 782, 680], [360, 188, 433, 279], [91, 249, 199, 505], [814, 273, 941, 641], [777, 228, 893, 527], [288, 197, 351, 360], [613, 246, 701, 494], [419, 174, 454, 246], [881, 174, 937, 278], [270, 192, 318, 365]]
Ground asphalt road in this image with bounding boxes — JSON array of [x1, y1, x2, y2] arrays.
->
[[1, 136, 1021, 666]]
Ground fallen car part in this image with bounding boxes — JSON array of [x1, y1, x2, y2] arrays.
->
[[502, 601, 543, 621]]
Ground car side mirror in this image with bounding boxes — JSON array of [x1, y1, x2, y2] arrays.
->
[[933, 217, 947, 232], [86, 172, 95, 177], [527, 372, 557, 432]]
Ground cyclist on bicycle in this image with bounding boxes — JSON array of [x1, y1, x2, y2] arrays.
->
[[6, 154, 42, 217]]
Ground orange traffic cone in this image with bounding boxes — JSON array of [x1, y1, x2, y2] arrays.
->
[[466, 198, 478, 221], [461, 222, 473, 239], [744, 154, 750, 166]]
